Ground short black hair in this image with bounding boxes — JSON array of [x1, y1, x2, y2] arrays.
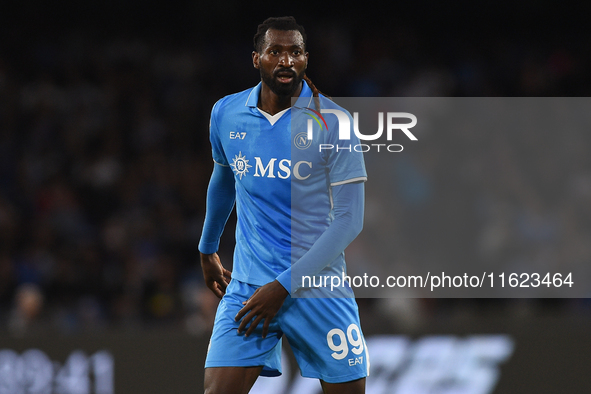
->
[[253, 16, 307, 53]]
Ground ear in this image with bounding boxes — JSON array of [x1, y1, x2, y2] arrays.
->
[[252, 51, 260, 69], [305, 52, 309, 69]]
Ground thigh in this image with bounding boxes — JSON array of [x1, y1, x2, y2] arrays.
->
[[280, 296, 369, 384], [321, 377, 366, 394], [204, 366, 263, 394], [205, 279, 284, 376]]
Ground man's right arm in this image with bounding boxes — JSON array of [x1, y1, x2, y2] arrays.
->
[[199, 163, 236, 298]]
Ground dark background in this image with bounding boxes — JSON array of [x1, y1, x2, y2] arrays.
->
[[1, 0, 591, 392]]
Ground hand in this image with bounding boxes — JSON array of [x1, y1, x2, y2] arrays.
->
[[235, 280, 289, 338], [200, 252, 232, 298]]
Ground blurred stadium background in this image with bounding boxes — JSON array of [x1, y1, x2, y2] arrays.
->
[[1, 0, 590, 392]]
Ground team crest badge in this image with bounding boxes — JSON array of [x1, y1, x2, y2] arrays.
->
[[293, 132, 312, 150]]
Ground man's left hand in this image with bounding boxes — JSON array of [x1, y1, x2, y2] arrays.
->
[[235, 280, 288, 338]]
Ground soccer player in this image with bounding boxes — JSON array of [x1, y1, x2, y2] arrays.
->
[[198, 16, 369, 394]]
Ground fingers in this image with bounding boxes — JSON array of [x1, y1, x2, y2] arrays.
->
[[236, 310, 264, 338], [244, 315, 264, 337], [262, 318, 271, 339], [236, 309, 253, 333], [232, 285, 282, 338], [235, 303, 250, 323], [209, 281, 225, 299], [208, 271, 230, 296], [235, 301, 264, 337], [218, 277, 229, 293], [235, 310, 274, 338], [200, 252, 231, 293]]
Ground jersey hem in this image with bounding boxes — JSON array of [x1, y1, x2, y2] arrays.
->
[[231, 274, 277, 288]]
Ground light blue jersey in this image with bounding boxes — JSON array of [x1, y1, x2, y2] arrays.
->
[[204, 82, 370, 382], [209, 81, 366, 289]]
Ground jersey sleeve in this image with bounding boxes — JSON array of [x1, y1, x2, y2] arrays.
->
[[276, 182, 364, 294], [198, 163, 236, 254], [325, 110, 367, 186], [209, 99, 229, 167]]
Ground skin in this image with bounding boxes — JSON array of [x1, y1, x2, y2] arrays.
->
[[252, 28, 309, 115], [200, 252, 231, 298], [201, 28, 365, 394]]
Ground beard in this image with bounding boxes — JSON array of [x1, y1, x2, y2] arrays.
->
[[260, 67, 305, 97]]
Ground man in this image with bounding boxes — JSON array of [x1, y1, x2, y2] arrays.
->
[[199, 16, 368, 394]]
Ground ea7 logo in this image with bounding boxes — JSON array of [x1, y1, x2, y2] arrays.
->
[[230, 131, 247, 139], [307, 110, 417, 141]]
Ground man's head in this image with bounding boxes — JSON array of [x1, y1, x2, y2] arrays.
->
[[253, 16, 307, 53], [252, 17, 309, 97]]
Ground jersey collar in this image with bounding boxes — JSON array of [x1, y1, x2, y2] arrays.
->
[[245, 81, 314, 109]]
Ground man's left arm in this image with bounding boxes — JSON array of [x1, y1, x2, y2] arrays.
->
[[235, 181, 364, 337], [276, 181, 364, 292]]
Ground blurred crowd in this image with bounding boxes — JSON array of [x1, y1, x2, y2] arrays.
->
[[1, 15, 590, 335]]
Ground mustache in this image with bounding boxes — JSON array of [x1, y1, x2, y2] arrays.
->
[[274, 69, 297, 78]]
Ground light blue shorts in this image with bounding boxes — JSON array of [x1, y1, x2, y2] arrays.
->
[[205, 279, 369, 383]]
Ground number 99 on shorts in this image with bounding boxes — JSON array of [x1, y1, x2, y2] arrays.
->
[[326, 324, 364, 365]]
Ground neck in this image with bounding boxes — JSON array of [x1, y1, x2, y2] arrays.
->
[[258, 81, 303, 115]]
